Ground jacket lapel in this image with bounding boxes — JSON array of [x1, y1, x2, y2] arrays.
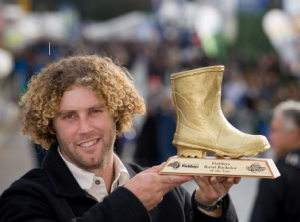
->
[[42, 145, 141, 197], [42, 145, 87, 198]]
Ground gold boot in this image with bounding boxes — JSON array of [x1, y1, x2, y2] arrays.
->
[[171, 66, 270, 159]]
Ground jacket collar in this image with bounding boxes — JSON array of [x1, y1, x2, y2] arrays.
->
[[278, 148, 300, 169], [42, 145, 86, 197], [42, 145, 137, 197]]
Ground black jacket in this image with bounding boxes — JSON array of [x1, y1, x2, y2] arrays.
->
[[250, 149, 300, 222], [0, 146, 238, 222]]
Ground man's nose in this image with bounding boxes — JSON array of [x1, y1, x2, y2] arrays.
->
[[78, 116, 93, 134]]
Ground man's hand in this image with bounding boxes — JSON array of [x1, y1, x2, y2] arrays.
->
[[124, 163, 193, 211], [194, 176, 241, 207], [193, 154, 241, 216]]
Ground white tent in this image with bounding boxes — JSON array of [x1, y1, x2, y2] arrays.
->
[[82, 11, 157, 42]]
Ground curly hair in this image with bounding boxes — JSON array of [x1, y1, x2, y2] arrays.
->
[[20, 54, 146, 149]]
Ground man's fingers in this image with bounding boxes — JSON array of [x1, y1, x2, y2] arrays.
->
[[201, 176, 211, 185], [223, 177, 235, 189], [193, 176, 210, 190], [234, 177, 241, 184], [159, 175, 193, 184], [217, 177, 227, 183], [209, 176, 222, 191]]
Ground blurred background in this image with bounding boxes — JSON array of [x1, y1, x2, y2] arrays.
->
[[0, 0, 300, 221]]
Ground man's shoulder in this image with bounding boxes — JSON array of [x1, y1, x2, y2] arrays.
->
[[6, 167, 54, 194], [260, 152, 300, 190], [276, 150, 300, 176]]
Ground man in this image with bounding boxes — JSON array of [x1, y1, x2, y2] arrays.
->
[[0, 55, 240, 221], [250, 100, 300, 222]]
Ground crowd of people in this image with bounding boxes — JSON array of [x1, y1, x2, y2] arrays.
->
[[0, 2, 299, 221], [3, 35, 298, 166]]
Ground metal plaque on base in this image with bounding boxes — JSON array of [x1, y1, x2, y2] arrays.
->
[[159, 156, 280, 179]]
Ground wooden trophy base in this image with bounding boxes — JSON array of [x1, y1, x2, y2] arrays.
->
[[159, 156, 280, 179]]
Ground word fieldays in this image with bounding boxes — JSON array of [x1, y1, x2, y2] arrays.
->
[[182, 164, 199, 169], [204, 161, 237, 170]]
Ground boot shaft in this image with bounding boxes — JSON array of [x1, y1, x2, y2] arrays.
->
[[171, 66, 224, 119]]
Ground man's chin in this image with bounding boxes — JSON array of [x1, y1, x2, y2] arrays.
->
[[77, 162, 103, 171]]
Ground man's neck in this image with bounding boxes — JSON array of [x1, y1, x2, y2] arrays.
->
[[59, 148, 116, 194], [281, 142, 300, 157], [92, 153, 115, 194], [288, 144, 300, 154]]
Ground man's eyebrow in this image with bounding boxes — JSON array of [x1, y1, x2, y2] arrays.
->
[[88, 104, 106, 110], [56, 104, 106, 116], [56, 110, 76, 116]]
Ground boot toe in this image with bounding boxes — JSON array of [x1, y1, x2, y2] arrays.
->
[[242, 134, 270, 157]]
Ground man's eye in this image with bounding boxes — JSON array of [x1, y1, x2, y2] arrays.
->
[[92, 110, 102, 113], [64, 114, 74, 119]]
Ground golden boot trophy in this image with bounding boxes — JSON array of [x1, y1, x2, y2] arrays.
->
[[171, 65, 269, 159], [160, 66, 280, 178]]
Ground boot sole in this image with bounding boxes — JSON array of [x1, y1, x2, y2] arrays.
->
[[173, 140, 269, 159]]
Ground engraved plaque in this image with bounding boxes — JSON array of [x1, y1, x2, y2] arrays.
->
[[159, 156, 280, 179]]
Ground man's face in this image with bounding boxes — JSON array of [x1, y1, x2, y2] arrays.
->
[[52, 85, 116, 171], [269, 113, 293, 157]]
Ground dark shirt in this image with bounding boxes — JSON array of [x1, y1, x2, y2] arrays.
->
[[250, 149, 300, 222]]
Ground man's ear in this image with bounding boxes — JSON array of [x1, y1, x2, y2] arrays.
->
[[48, 124, 55, 135], [49, 129, 55, 135]]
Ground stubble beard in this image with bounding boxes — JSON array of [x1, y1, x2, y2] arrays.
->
[[57, 126, 116, 172]]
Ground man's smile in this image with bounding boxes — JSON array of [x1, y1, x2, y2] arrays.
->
[[78, 138, 100, 148]]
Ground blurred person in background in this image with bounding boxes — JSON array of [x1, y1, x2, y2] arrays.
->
[[134, 76, 177, 167], [0, 54, 240, 222], [250, 100, 300, 222]]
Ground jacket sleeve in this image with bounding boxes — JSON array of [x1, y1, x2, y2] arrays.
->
[[0, 182, 57, 222], [176, 186, 239, 222], [0, 182, 150, 222], [71, 187, 151, 222], [191, 191, 239, 222]]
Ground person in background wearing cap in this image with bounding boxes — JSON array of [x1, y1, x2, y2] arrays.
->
[[251, 100, 300, 222], [0, 55, 240, 222]]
